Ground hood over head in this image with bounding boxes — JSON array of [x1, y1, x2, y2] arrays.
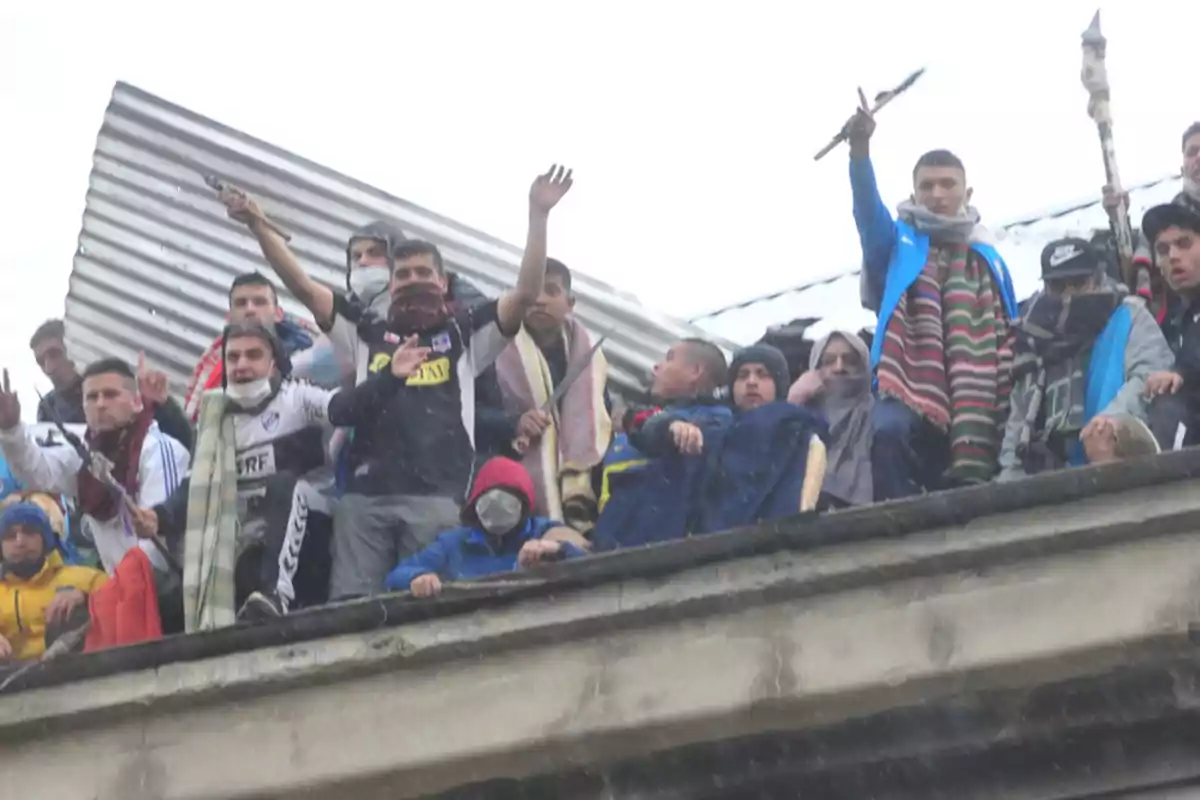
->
[[0, 501, 58, 559], [345, 219, 408, 278], [466, 457, 536, 509]]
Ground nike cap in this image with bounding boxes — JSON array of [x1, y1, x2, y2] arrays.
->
[[1040, 237, 1100, 280]]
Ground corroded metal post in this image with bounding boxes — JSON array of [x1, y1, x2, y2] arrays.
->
[[1081, 10, 1136, 290]]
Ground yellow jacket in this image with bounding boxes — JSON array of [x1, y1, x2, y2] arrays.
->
[[0, 551, 107, 661]]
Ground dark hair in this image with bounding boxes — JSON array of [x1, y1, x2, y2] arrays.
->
[[81, 357, 136, 386], [222, 320, 291, 377], [229, 272, 278, 303], [912, 149, 966, 180], [545, 258, 573, 293], [392, 240, 444, 274], [679, 338, 729, 390], [1184, 122, 1200, 151], [29, 319, 65, 350]]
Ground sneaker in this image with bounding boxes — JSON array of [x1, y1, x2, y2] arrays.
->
[[237, 591, 286, 623]]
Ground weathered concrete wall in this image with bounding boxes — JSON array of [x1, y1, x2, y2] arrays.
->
[[3, 479, 1200, 799]]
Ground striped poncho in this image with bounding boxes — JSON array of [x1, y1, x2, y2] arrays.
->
[[875, 242, 1012, 485]]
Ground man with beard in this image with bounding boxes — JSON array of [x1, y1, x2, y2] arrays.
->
[[0, 360, 190, 582], [789, 331, 876, 507], [0, 502, 106, 662], [220, 166, 573, 598], [997, 239, 1168, 480], [844, 99, 1018, 498]]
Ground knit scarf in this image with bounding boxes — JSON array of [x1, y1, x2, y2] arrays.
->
[[76, 405, 156, 522], [876, 202, 1011, 485], [1010, 286, 1124, 471]]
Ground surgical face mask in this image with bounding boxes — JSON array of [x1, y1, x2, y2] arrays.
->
[[226, 377, 273, 409], [474, 488, 525, 536], [349, 268, 391, 316]]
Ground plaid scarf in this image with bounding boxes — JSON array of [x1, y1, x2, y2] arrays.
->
[[182, 392, 239, 632], [877, 243, 1012, 485]]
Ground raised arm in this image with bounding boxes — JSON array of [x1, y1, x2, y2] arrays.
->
[[844, 104, 897, 312], [495, 166, 574, 335], [0, 371, 82, 495], [218, 188, 336, 328]]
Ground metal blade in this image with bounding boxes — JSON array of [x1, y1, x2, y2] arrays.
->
[[540, 330, 610, 413]]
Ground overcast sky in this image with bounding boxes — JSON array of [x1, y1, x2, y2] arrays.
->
[[0, 1, 1193, 411]]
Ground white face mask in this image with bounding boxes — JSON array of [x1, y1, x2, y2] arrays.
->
[[225, 377, 273, 409], [474, 488, 524, 536], [349, 268, 391, 317]]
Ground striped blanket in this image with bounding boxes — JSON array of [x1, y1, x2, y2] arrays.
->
[[876, 243, 1011, 485], [182, 391, 239, 632], [494, 319, 611, 529]]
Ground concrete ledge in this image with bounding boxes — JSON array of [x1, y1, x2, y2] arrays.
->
[[3, 477, 1200, 798], [7, 446, 1200, 697]]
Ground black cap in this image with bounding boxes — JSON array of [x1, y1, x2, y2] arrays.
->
[[1141, 202, 1200, 247], [1040, 237, 1100, 280]]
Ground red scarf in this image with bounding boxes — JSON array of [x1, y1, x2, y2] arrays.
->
[[185, 337, 226, 423], [76, 405, 156, 522]]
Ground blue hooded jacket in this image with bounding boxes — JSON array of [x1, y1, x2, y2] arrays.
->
[[384, 456, 585, 591]]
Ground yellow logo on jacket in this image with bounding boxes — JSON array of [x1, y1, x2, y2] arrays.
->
[[367, 353, 451, 385], [369, 352, 392, 374], [406, 357, 451, 386]]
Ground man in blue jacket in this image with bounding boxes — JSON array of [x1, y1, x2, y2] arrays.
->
[[697, 344, 825, 533], [844, 103, 1018, 498], [593, 339, 732, 551], [998, 239, 1168, 479]]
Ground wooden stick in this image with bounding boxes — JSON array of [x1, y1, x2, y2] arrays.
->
[[813, 68, 926, 162]]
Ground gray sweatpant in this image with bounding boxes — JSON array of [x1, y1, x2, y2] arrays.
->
[[330, 493, 462, 599]]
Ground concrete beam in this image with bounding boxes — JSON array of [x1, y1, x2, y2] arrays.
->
[[3, 478, 1200, 799]]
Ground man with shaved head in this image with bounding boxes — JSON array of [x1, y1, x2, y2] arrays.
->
[[593, 338, 734, 551]]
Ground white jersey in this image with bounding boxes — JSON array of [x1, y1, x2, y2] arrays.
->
[[209, 381, 337, 494]]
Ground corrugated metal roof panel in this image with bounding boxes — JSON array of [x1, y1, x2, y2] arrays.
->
[[696, 176, 1184, 343], [65, 82, 733, 396]]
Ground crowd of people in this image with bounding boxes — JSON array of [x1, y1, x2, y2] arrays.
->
[[1, 109, 1199, 667]]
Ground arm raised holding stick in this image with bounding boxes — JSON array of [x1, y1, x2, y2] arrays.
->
[[813, 68, 925, 162]]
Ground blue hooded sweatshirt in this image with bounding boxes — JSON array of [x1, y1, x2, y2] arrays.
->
[[385, 456, 585, 591]]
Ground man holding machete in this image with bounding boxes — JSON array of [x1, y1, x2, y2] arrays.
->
[[493, 258, 612, 534]]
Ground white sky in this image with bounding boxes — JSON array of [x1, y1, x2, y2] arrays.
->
[[0, 1, 1193, 413]]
